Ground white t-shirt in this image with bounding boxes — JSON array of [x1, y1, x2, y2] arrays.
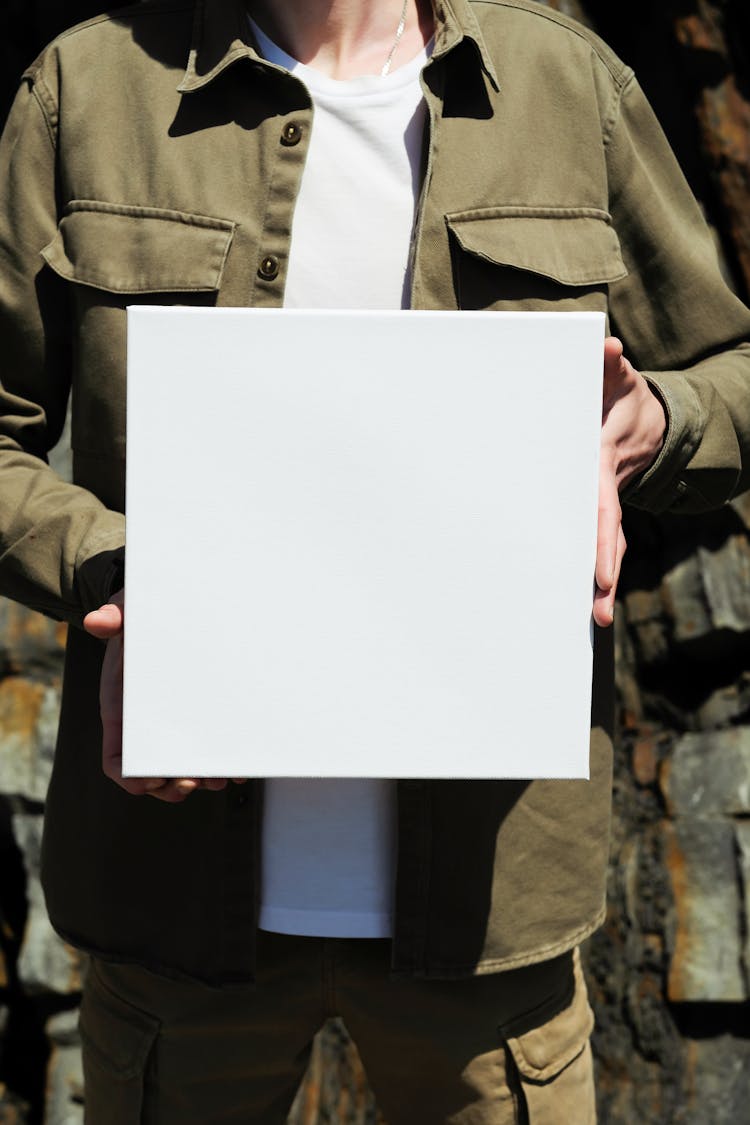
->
[[251, 20, 430, 938]]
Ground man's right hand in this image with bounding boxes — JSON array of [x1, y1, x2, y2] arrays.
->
[[83, 591, 234, 802]]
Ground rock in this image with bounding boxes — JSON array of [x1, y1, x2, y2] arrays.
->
[[650, 500, 750, 647], [674, 1, 750, 295], [660, 729, 750, 817], [672, 1034, 750, 1125], [0, 1082, 30, 1123], [11, 814, 83, 996], [660, 819, 746, 1001], [663, 534, 750, 641], [45, 1009, 84, 1125], [290, 1019, 385, 1125], [0, 678, 61, 803], [691, 674, 750, 730], [631, 732, 660, 787], [620, 588, 670, 670], [0, 600, 66, 679]]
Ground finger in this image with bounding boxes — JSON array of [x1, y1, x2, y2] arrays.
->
[[592, 585, 612, 628], [593, 525, 626, 627], [231, 778, 249, 785], [100, 763, 195, 801], [84, 601, 124, 639], [104, 772, 170, 797], [200, 778, 229, 792], [146, 779, 199, 803], [595, 462, 621, 596]]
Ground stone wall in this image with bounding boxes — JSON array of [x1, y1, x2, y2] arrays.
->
[[586, 496, 750, 1123], [574, 2, 750, 1117], [1, 1, 750, 1122]]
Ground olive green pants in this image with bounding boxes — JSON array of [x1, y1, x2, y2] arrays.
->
[[80, 933, 596, 1124]]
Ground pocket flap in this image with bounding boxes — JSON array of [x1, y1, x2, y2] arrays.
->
[[446, 206, 627, 286], [42, 200, 236, 293], [506, 950, 594, 1083]]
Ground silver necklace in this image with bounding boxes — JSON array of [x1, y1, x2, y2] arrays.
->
[[381, 0, 409, 76]]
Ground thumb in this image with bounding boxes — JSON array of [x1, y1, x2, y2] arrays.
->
[[84, 596, 124, 639]]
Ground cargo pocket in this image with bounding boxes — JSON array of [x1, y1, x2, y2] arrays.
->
[[79, 961, 161, 1124], [445, 206, 626, 313], [505, 951, 596, 1125]]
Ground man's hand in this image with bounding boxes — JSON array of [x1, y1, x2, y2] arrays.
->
[[594, 337, 667, 627], [83, 591, 236, 801]]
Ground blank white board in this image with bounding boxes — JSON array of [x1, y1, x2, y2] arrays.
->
[[123, 308, 604, 779]]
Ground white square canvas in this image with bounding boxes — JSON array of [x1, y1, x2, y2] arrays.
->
[[123, 308, 604, 779]]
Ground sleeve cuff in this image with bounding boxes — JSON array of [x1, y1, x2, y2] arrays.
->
[[622, 371, 705, 512]]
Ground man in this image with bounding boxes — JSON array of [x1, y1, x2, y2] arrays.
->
[[0, 0, 748, 1120]]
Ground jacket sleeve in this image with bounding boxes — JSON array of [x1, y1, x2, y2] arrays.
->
[[0, 69, 125, 625], [605, 72, 750, 514]]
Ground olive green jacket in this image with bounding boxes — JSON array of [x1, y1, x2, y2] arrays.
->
[[1, 0, 749, 984]]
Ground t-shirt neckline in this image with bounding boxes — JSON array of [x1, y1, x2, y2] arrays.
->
[[248, 16, 433, 98]]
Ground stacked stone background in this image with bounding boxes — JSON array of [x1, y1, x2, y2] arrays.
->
[[1, 1, 750, 1122]]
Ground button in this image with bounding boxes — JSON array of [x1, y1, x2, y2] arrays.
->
[[258, 254, 280, 281], [281, 121, 302, 146]]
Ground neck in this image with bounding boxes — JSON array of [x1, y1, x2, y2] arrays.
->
[[246, 0, 434, 78]]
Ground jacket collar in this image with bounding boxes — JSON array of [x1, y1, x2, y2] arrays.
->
[[432, 0, 499, 89], [177, 0, 499, 93]]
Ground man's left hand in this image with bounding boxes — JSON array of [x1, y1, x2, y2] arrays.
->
[[594, 336, 667, 627]]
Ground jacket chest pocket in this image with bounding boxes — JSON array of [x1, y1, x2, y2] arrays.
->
[[445, 206, 626, 313], [41, 200, 236, 300]]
